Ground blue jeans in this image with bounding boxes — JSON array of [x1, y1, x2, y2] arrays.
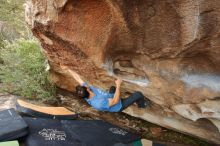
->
[[109, 86, 147, 111]]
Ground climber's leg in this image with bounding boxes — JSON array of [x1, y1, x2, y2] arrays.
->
[[120, 91, 150, 111]]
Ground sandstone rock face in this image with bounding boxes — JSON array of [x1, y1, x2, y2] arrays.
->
[[25, 0, 220, 144]]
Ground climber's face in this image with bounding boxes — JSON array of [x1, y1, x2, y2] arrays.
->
[[76, 85, 89, 98]]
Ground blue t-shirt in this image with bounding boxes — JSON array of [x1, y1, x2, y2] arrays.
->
[[82, 82, 122, 112]]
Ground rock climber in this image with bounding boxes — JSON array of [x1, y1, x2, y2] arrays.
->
[[61, 65, 150, 112]]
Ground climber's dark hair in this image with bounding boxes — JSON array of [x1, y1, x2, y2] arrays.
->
[[75, 85, 89, 99]]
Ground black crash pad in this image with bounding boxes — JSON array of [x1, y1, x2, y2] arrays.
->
[[0, 109, 28, 141], [23, 117, 140, 146], [16, 99, 78, 120]]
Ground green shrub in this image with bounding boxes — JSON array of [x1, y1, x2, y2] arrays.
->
[[0, 39, 56, 100], [0, 0, 30, 39]]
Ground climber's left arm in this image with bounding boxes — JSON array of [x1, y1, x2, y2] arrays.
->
[[60, 65, 84, 85]]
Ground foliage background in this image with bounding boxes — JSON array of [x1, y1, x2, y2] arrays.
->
[[0, 0, 56, 100]]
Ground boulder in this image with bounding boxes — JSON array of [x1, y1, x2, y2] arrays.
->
[[25, 0, 220, 144]]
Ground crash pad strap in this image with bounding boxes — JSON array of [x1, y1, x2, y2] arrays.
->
[[0, 141, 19, 146]]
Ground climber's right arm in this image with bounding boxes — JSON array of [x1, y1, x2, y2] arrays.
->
[[67, 69, 84, 85]]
